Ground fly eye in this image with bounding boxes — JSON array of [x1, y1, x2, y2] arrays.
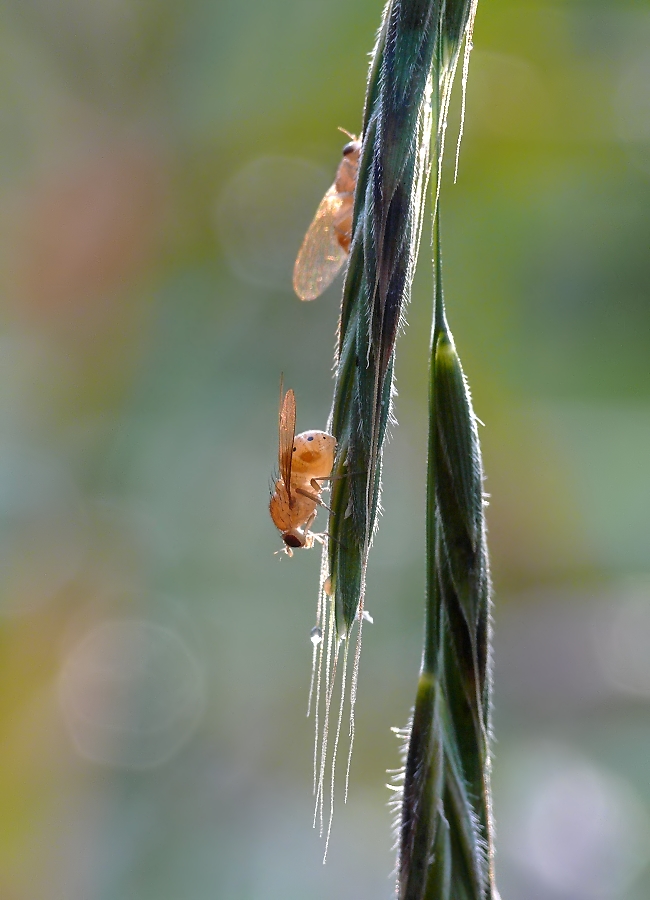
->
[[293, 447, 296, 452], [307, 436, 314, 441], [342, 142, 355, 156]]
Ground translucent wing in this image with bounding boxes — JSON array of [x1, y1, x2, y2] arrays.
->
[[278, 387, 297, 497], [293, 186, 347, 301]]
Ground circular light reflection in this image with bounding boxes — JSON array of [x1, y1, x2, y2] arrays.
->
[[59, 619, 205, 770], [503, 743, 650, 899], [215, 155, 328, 292]]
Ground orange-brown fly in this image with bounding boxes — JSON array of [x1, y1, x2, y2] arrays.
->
[[293, 135, 361, 301], [269, 386, 336, 556]]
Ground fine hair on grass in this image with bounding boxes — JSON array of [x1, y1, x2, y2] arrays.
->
[[304, 0, 499, 892]]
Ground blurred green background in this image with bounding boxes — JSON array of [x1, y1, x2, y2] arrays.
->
[[1, 0, 650, 897]]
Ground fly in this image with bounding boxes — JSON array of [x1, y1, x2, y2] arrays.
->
[[293, 135, 361, 301], [269, 385, 336, 555]]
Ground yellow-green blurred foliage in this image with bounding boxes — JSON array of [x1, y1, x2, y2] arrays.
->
[[1, 0, 650, 897]]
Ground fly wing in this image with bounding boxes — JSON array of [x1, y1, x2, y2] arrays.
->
[[278, 387, 297, 498], [293, 186, 347, 301]]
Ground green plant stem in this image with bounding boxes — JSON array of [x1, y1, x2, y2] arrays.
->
[[398, 215, 498, 900], [315, 3, 498, 892]]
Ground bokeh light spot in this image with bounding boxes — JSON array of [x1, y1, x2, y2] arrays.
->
[[215, 155, 328, 292], [58, 619, 205, 770]]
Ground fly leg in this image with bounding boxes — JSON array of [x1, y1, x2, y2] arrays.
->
[[310, 476, 330, 493], [295, 486, 333, 514], [300, 510, 319, 550]]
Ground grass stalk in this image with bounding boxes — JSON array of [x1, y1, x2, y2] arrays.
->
[[397, 212, 497, 899], [310, 3, 497, 889], [313, 0, 436, 842], [396, 6, 498, 896]]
